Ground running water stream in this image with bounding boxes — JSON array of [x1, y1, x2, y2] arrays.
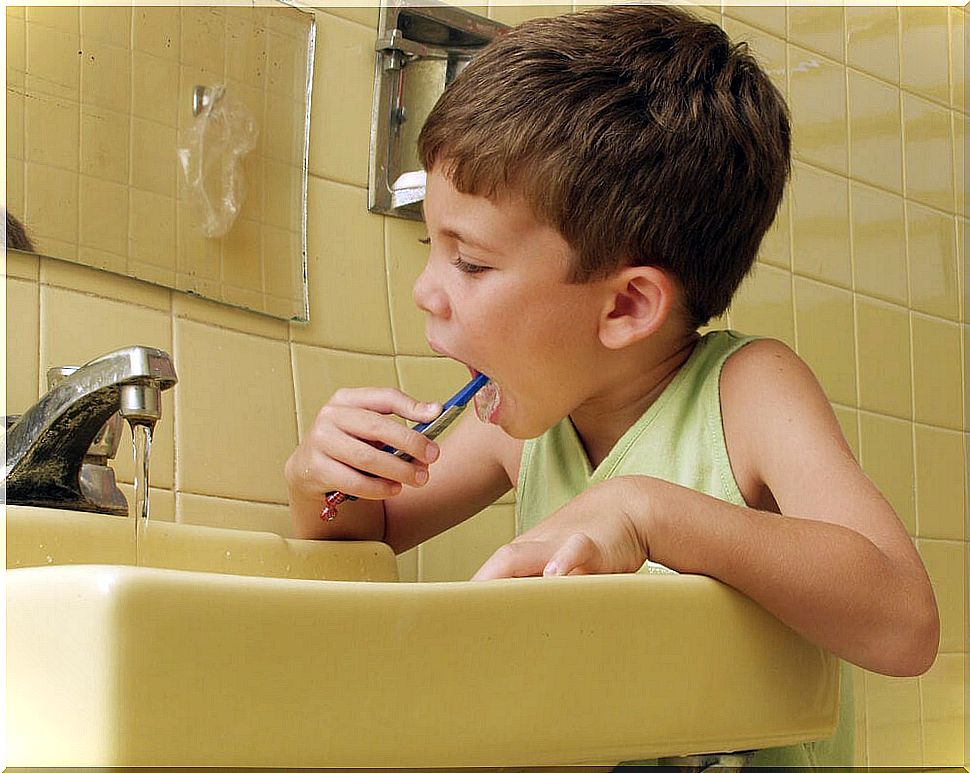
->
[[131, 422, 154, 527]]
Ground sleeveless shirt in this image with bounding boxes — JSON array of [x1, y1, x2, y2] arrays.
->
[[515, 329, 853, 768]]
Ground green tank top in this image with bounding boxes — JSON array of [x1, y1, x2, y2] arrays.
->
[[515, 329, 853, 768]]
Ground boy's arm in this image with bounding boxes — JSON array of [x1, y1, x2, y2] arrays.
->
[[290, 407, 517, 554], [476, 340, 939, 677]]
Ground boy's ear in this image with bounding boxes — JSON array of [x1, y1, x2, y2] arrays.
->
[[598, 266, 675, 350]]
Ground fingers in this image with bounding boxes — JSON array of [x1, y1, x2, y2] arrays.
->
[[543, 533, 599, 577], [471, 534, 601, 581], [330, 387, 442, 424]]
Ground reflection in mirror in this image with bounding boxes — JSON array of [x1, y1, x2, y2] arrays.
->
[[6, 4, 313, 321]]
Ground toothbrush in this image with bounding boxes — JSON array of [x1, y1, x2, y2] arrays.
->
[[320, 373, 490, 521]]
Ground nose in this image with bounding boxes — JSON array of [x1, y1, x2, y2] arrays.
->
[[412, 257, 451, 320]]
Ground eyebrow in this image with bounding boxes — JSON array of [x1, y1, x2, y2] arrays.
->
[[438, 227, 500, 254]]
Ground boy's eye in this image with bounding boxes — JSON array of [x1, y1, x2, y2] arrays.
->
[[418, 236, 431, 245], [451, 255, 489, 274]]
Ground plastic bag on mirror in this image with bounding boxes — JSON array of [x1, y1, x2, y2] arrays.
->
[[177, 86, 259, 239]]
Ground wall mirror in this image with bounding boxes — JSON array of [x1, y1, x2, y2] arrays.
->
[[6, 3, 314, 321], [369, 0, 508, 220]]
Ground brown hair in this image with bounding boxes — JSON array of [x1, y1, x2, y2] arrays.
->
[[418, 5, 791, 329]]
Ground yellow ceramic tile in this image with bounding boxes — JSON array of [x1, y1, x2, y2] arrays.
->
[[306, 13, 374, 186], [7, 17, 26, 85], [851, 183, 907, 305], [116, 485, 176, 523], [858, 411, 916, 535], [7, 159, 26, 222], [908, 201, 960, 321], [959, 218, 966, 324], [177, 492, 293, 537], [846, 7, 900, 85], [953, 112, 965, 220], [917, 539, 967, 654], [847, 70, 903, 194], [78, 175, 128, 258], [173, 317, 296, 503], [131, 118, 177, 198], [262, 225, 303, 308], [263, 93, 296, 164], [76, 245, 125, 277], [129, 189, 177, 271], [386, 215, 435, 356], [26, 6, 78, 36], [397, 546, 418, 583], [683, 6, 721, 27], [900, 6, 951, 107], [720, 18, 787, 98], [222, 285, 265, 315], [789, 6, 844, 63], [25, 22, 79, 102], [131, 52, 179, 127], [40, 257, 171, 312], [757, 188, 791, 271], [292, 176, 393, 353], [728, 263, 795, 349], [225, 12, 265, 90], [5, 278, 40, 414], [179, 7, 226, 78], [914, 424, 965, 541], [24, 93, 79, 172], [793, 277, 856, 407], [856, 297, 912, 420], [40, 285, 175, 489], [80, 6, 130, 48], [911, 314, 963, 430], [172, 292, 288, 340], [396, 353, 475, 404], [949, 9, 965, 112], [319, 7, 377, 30], [222, 217, 263, 292], [919, 653, 965, 767], [80, 105, 129, 185], [176, 198, 222, 286], [488, 5, 570, 26], [788, 46, 848, 175], [265, 29, 303, 97], [132, 6, 180, 61], [790, 163, 852, 289], [80, 38, 130, 114], [864, 671, 923, 766], [722, 4, 786, 39], [262, 159, 301, 231], [850, 664, 868, 767], [419, 502, 516, 582], [831, 405, 860, 462], [290, 344, 397, 437], [3, 248, 40, 283], [903, 93, 955, 214], [25, 162, 79, 247], [7, 79, 26, 154]]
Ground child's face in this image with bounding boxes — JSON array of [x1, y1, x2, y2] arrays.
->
[[414, 168, 611, 438]]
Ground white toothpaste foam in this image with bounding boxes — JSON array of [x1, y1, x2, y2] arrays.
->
[[474, 380, 502, 423]]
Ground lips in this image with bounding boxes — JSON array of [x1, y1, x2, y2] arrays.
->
[[426, 339, 501, 423]]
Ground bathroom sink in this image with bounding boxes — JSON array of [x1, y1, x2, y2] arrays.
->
[[7, 508, 839, 767]]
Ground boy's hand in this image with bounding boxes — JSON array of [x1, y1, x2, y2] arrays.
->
[[471, 477, 651, 580], [285, 388, 443, 509]]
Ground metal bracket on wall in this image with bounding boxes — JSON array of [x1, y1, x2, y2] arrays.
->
[[368, 0, 508, 220]]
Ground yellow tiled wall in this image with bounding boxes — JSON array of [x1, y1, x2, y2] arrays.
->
[[6, 5, 308, 318], [4, 3, 966, 767]]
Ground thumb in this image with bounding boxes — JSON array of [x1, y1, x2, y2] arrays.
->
[[543, 533, 599, 577]]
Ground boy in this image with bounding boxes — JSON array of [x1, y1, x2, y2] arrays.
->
[[287, 5, 939, 766]]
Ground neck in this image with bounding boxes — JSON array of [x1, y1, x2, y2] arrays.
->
[[569, 329, 700, 469]]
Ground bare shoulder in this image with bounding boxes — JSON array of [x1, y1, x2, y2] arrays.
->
[[718, 338, 852, 510]]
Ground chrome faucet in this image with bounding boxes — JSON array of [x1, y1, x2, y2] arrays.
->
[[3, 346, 177, 515]]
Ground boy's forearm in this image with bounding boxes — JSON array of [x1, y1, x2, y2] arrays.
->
[[628, 476, 939, 677], [290, 493, 386, 542]]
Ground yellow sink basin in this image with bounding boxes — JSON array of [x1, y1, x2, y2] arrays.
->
[[6, 508, 839, 767]]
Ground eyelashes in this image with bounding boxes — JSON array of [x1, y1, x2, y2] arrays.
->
[[417, 236, 490, 275]]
